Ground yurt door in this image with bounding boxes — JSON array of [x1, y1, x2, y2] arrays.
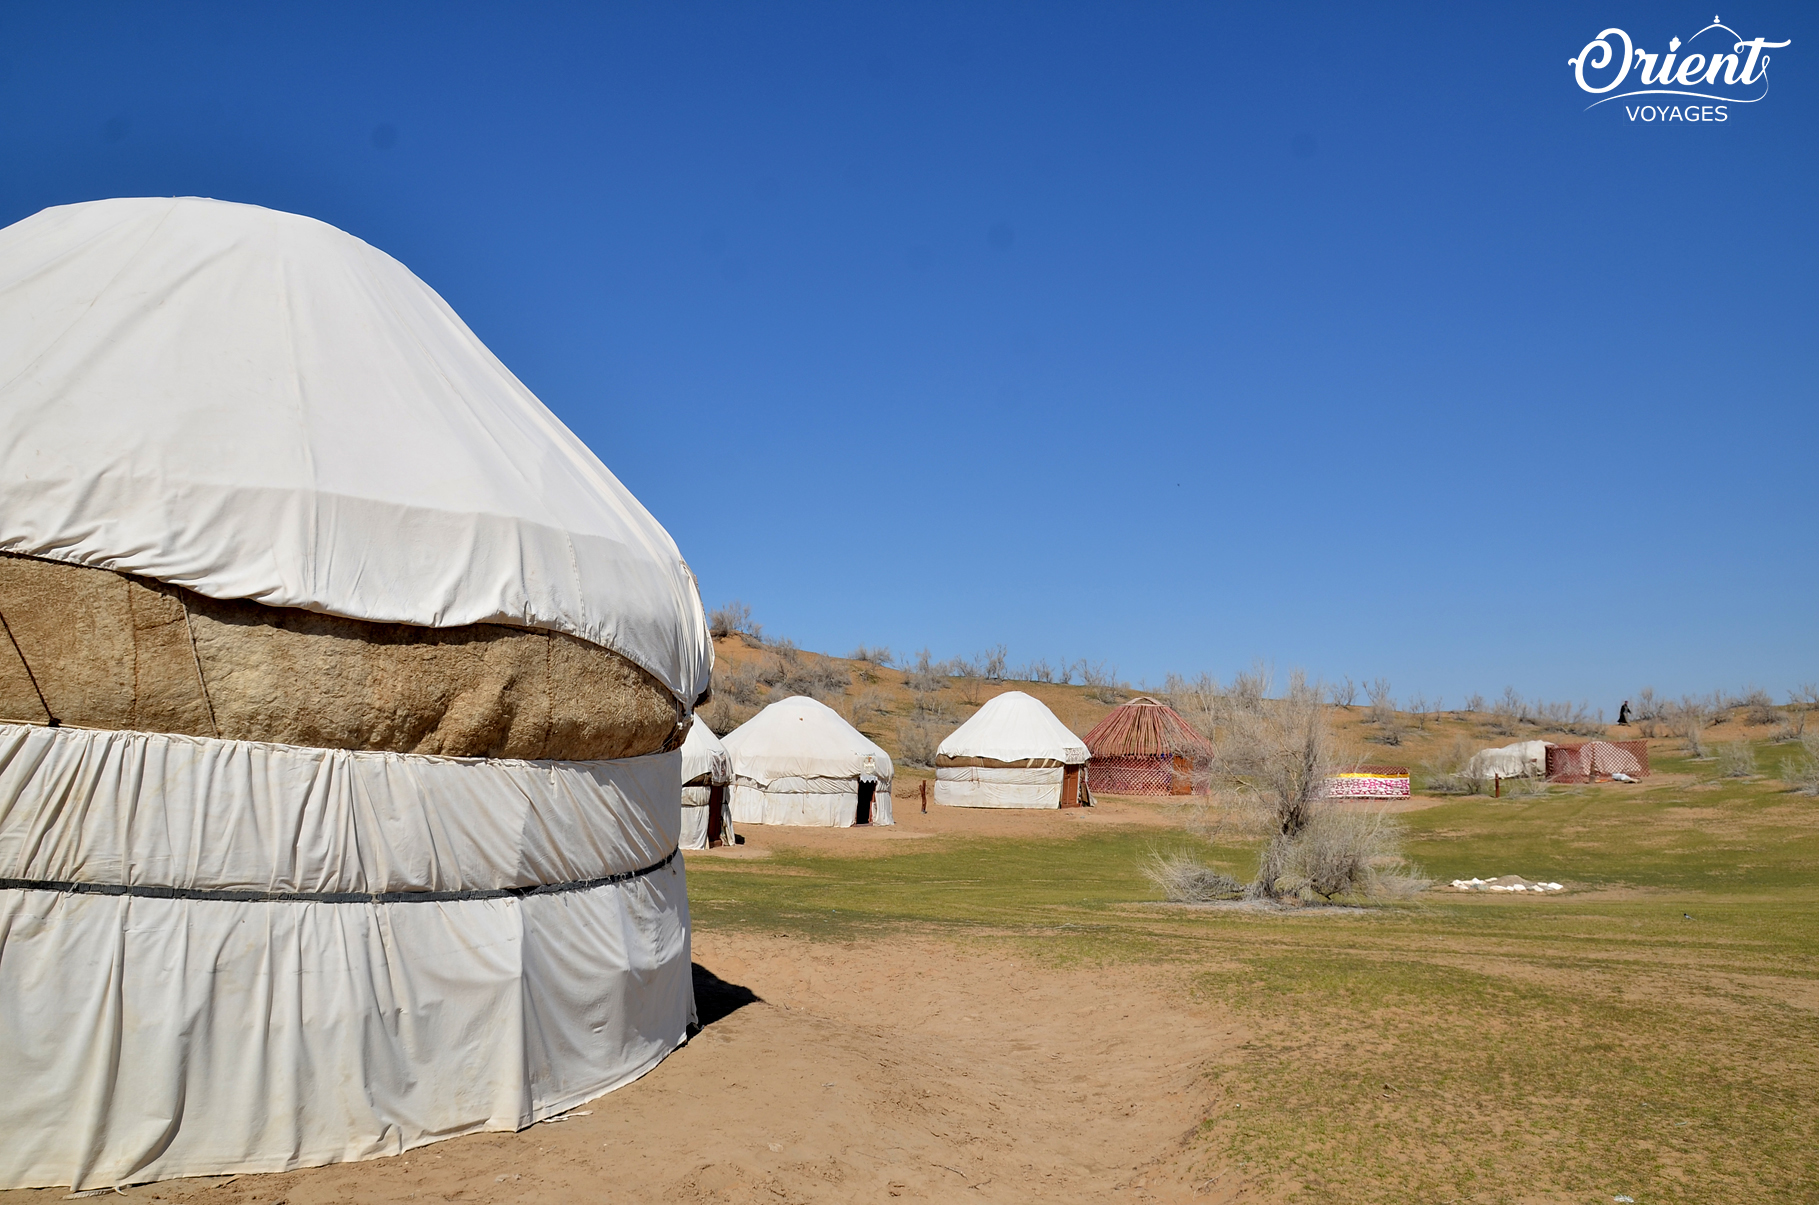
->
[[706, 785, 726, 846], [1060, 765, 1082, 808], [854, 781, 874, 825]]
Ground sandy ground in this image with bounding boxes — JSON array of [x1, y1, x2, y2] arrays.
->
[[9, 926, 1249, 1205]]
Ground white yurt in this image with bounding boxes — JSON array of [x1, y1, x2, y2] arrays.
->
[[0, 198, 711, 1191], [723, 696, 893, 827], [680, 719, 734, 849], [1467, 740, 1550, 779], [935, 690, 1091, 808]]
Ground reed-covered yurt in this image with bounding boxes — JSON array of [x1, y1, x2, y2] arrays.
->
[[934, 690, 1090, 808], [1082, 696, 1212, 796], [680, 719, 734, 848], [0, 198, 711, 1191], [723, 696, 893, 827]]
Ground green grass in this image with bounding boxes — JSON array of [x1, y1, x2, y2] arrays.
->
[[685, 745, 1819, 1202]]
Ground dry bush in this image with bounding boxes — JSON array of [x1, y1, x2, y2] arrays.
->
[[714, 661, 763, 707], [1716, 741, 1757, 778], [978, 644, 1008, 682], [1081, 660, 1122, 704], [1464, 692, 1486, 714], [701, 695, 752, 736], [1774, 708, 1808, 743], [1633, 686, 1665, 720], [896, 713, 948, 768], [1142, 850, 1244, 903], [905, 648, 947, 699], [842, 689, 886, 733], [1227, 662, 1272, 715], [1671, 695, 1715, 758], [755, 643, 850, 703], [1198, 671, 1424, 903], [1267, 809, 1424, 903], [707, 600, 752, 638], [1017, 657, 1058, 684], [1422, 735, 1487, 796], [847, 644, 893, 668], [954, 675, 986, 705], [1785, 732, 1819, 796], [1330, 677, 1357, 708], [1736, 687, 1778, 728]]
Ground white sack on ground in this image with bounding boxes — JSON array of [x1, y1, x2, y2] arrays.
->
[[0, 198, 709, 705], [1467, 740, 1550, 780], [723, 697, 893, 828], [0, 724, 692, 1191]]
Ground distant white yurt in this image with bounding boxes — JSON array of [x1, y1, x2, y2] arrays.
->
[[0, 198, 709, 1191], [723, 696, 894, 827], [935, 691, 1090, 808], [1468, 740, 1550, 779], [681, 719, 734, 849]]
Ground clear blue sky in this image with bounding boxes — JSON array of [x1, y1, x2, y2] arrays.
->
[[3, 2, 1814, 709]]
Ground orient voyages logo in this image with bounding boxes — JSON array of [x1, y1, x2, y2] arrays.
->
[[1569, 15, 1790, 121]]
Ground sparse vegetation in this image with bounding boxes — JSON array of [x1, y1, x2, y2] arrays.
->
[[1142, 850, 1244, 902], [1786, 731, 1819, 796], [1716, 740, 1757, 779], [1080, 660, 1122, 704], [896, 712, 948, 767], [1330, 677, 1357, 709]]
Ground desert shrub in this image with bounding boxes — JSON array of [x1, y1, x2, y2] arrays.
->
[[1633, 686, 1665, 720], [1262, 809, 1423, 903], [1735, 687, 1778, 728], [1422, 736, 1487, 796], [1463, 692, 1485, 714], [1162, 672, 1224, 741], [954, 675, 986, 705], [1785, 732, 1819, 796], [714, 661, 763, 707], [1227, 663, 1271, 715], [1670, 695, 1715, 757], [896, 714, 947, 768], [1716, 741, 1757, 778], [1017, 657, 1057, 684], [707, 600, 752, 638], [701, 695, 751, 736], [1081, 661, 1122, 704], [1142, 850, 1244, 903], [978, 644, 1008, 682], [1773, 709, 1808, 743], [753, 643, 849, 703], [848, 644, 893, 668], [843, 689, 886, 733], [1330, 677, 1357, 708]]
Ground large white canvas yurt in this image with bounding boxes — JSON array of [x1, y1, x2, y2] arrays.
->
[[723, 696, 893, 827], [0, 198, 712, 1191], [680, 719, 734, 849], [935, 691, 1090, 808]]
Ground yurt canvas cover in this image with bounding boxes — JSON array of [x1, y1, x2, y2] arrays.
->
[[723, 696, 893, 827], [0, 198, 708, 1190], [1083, 697, 1211, 796], [680, 719, 733, 850], [1467, 741, 1550, 780], [935, 691, 1089, 808]]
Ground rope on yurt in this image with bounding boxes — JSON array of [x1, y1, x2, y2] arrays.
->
[[0, 606, 57, 727], [0, 847, 683, 904], [179, 597, 222, 739]]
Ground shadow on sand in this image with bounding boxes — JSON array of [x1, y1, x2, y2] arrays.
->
[[690, 962, 761, 1031]]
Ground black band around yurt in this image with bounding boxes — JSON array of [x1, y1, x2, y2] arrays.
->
[[0, 846, 679, 904]]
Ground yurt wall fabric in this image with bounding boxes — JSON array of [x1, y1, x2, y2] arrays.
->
[[1083, 697, 1212, 796], [0, 724, 691, 1191], [935, 691, 1088, 808], [0, 197, 710, 706], [679, 720, 733, 851], [1467, 741, 1550, 779], [723, 697, 893, 827]]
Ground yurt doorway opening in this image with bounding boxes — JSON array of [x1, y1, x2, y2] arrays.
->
[[1060, 764, 1082, 808], [855, 781, 875, 825], [705, 785, 726, 847]]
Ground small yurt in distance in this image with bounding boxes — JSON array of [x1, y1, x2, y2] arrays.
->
[[723, 696, 893, 827], [680, 718, 733, 849], [1083, 696, 1212, 796], [0, 198, 709, 1191], [935, 690, 1090, 808]]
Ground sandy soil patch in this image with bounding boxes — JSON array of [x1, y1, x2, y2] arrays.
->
[[6, 932, 1249, 1205]]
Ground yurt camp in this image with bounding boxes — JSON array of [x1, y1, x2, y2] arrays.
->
[[680, 718, 734, 848], [935, 690, 1091, 808], [1082, 696, 1212, 796], [723, 696, 893, 827], [0, 198, 710, 1191]]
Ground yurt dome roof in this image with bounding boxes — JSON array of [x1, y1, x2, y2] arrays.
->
[[937, 691, 1088, 764], [1083, 696, 1211, 758], [723, 696, 893, 785], [681, 717, 732, 786], [0, 197, 710, 705]]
